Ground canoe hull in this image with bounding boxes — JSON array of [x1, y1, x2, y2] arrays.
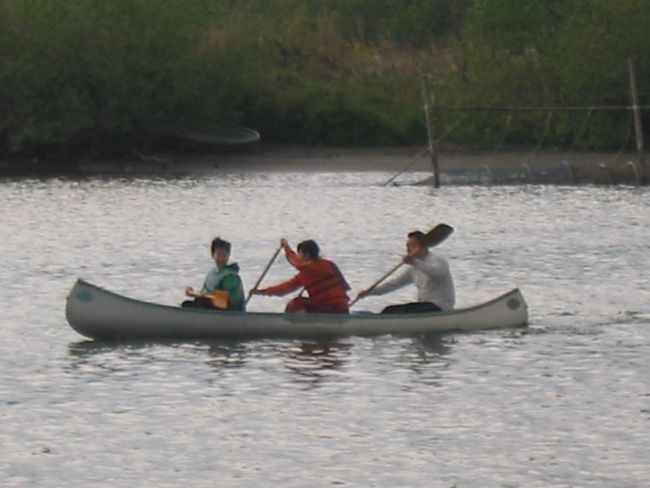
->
[[65, 279, 528, 341]]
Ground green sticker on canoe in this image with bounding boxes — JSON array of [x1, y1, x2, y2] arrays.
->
[[76, 290, 93, 302], [507, 298, 520, 310]]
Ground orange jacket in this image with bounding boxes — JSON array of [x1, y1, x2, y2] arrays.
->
[[260, 248, 350, 310]]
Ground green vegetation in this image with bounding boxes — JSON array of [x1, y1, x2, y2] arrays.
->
[[1, 0, 648, 162]]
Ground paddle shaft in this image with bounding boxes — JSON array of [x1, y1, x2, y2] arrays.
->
[[348, 258, 407, 307], [349, 223, 454, 307], [245, 246, 282, 305]]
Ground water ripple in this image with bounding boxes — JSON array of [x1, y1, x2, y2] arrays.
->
[[1, 175, 649, 486]]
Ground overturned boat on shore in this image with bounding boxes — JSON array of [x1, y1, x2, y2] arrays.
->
[[65, 279, 528, 341]]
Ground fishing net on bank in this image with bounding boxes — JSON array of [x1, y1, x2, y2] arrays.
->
[[386, 104, 646, 186]]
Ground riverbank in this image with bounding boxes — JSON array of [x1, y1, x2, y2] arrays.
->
[[1, 144, 647, 185]]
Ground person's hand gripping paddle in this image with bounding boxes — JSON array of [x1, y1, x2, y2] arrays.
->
[[350, 224, 453, 307]]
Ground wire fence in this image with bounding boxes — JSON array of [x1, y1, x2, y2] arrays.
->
[[386, 104, 648, 186]]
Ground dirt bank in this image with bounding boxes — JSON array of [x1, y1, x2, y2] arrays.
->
[[2, 144, 648, 185]]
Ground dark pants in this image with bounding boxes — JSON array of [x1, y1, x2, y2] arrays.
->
[[380, 302, 442, 314], [181, 297, 216, 309], [285, 297, 349, 314]]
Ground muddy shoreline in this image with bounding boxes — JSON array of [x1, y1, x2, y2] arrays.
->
[[1, 144, 647, 184]]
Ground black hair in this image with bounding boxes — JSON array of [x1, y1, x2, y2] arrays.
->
[[407, 231, 426, 245], [211, 237, 231, 254], [297, 239, 320, 260]]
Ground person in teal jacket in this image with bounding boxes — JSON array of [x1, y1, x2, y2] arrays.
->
[[182, 237, 246, 311]]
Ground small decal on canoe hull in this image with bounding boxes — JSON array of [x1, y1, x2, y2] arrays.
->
[[76, 290, 93, 302], [507, 298, 520, 310]]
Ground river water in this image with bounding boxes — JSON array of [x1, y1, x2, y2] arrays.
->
[[1, 169, 649, 487]]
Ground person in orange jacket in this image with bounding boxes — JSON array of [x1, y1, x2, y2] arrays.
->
[[251, 238, 350, 314]]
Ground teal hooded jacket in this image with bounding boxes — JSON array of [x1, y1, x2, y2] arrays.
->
[[201, 263, 245, 311]]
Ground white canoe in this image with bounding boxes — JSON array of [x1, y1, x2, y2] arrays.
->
[[65, 279, 528, 341]]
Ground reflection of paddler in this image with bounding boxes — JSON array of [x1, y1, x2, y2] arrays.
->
[[182, 237, 246, 311], [252, 239, 350, 314]]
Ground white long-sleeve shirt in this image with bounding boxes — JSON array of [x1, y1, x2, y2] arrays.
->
[[369, 252, 455, 311]]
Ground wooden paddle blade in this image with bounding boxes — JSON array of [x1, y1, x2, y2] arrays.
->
[[205, 290, 229, 309], [350, 224, 454, 308], [422, 223, 454, 248]]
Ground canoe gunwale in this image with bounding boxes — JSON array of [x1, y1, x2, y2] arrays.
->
[[70, 278, 522, 320], [66, 279, 528, 340]]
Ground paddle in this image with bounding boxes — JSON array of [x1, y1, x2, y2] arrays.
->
[[349, 223, 453, 307], [245, 245, 283, 305], [204, 290, 229, 309], [184, 289, 229, 309]]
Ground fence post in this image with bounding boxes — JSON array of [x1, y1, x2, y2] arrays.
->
[[628, 58, 647, 183], [421, 75, 440, 188]]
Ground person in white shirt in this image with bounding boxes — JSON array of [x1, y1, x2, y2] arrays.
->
[[356, 230, 455, 314]]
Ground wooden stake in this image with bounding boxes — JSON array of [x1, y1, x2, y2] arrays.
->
[[421, 76, 440, 188], [628, 58, 647, 183]]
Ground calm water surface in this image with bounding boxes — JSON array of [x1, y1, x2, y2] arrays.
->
[[1, 169, 649, 487]]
